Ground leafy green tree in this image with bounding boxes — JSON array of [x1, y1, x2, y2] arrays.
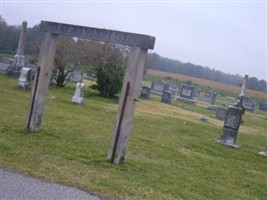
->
[[25, 24, 42, 55], [93, 43, 126, 98], [54, 36, 77, 87], [0, 16, 20, 54]]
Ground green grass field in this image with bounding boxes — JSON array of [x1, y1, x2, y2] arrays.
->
[[1, 74, 267, 199]]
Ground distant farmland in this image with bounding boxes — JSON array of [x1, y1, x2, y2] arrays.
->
[[147, 69, 267, 99]]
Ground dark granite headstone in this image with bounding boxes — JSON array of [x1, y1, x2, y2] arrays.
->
[[140, 86, 151, 99], [177, 84, 195, 104], [217, 75, 248, 149], [180, 84, 193, 99], [224, 106, 242, 129], [220, 127, 238, 147], [243, 96, 255, 112], [217, 102, 244, 148], [259, 102, 267, 111], [185, 80, 193, 86], [0, 57, 13, 74], [205, 90, 212, 98], [150, 80, 177, 97], [201, 89, 216, 103], [161, 91, 172, 104], [211, 92, 217, 105], [166, 84, 178, 98], [193, 87, 200, 97], [151, 80, 165, 96], [0, 62, 11, 74]]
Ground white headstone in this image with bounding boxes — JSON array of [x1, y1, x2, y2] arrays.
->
[[71, 83, 85, 104], [13, 21, 27, 70], [16, 67, 31, 89]]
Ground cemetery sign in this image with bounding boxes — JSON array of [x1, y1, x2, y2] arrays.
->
[[41, 21, 155, 49]]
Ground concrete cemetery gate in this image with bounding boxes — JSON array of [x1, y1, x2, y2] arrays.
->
[[26, 21, 155, 164]]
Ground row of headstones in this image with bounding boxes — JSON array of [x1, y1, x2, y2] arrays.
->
[[14, 67, 86, 104], [150, 80, 201, 98], [141, 80, 216, 105], [14, 67, 55, 89], [141, 78, 267, 151], [11, 66, 267, 157], [141, 84, 267, 156], [152, 80, 266, 112], [141, 84, 260, 121], [13, 66, 96, 89], [15, 68, 84, 103], [141, 81, 267, 120], [0, 54, 96, 88]]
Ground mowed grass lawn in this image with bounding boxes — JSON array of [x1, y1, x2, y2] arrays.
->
[[1, 74, 267, 200]]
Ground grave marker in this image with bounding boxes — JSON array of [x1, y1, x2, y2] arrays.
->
[[243, 96, 255, 112], [259, 102, 267, 111], [201, 89, 214, 102], [216, 75, 248, 148], [150, 80, 166, 96], [139, 86, 151, 99], [0, 57, 13, 74], [211, 92, 217, 105], [207, 92, 217, 110], [7, 21, 27, 77], [150, 80, 177, 98], [185, 80, 193, 86], [167, 84, 178, 97], [177, 84, 194, 104], [71, 83, 85, 104], [193, 87, 200, 98], [180, 85, 193, 99], [161, 91, 172, 104], [16, 67, 31, 89]]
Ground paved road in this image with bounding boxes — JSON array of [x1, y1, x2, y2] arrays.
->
[[0, 169, 103, 200]]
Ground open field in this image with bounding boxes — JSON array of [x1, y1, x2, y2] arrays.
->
[[147, 69, 267, 99], [1, 74, 267, 199]]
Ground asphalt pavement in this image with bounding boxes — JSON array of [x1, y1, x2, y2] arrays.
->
[[0, 168, 103, 200]]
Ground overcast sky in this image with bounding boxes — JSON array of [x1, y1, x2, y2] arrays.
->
[[1, 0, 266, 80]]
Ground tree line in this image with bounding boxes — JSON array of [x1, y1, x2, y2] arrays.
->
[[1, 16, 266, 93], [145, 53, 267, 92], [0, 16, 126, 98]]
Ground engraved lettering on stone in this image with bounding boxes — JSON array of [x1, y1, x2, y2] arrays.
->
[[41, 21, 155, 49]]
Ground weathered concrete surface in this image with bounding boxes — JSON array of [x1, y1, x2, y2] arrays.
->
[[41, 21, 155, 49]]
